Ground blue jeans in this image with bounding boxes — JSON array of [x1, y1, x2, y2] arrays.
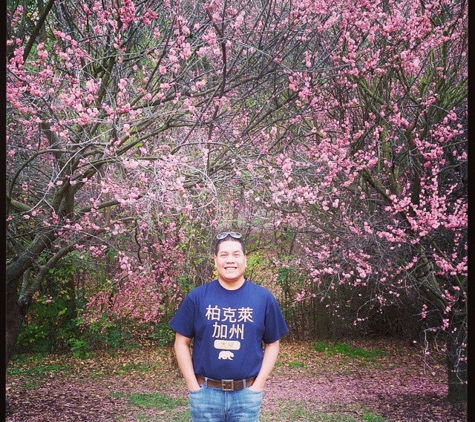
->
[[189, 384, 263, 422]]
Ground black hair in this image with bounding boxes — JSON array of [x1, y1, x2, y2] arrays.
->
[[214, 235, 246, 256]]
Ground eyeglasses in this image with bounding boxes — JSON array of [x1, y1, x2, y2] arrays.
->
[[216, 232, 242, 240]]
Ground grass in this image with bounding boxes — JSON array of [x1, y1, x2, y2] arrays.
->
[[288, 361, 306, 368], [8, 362, 69, 377], [134, 411, 191, 422], [111, 392, 190, 421], [312, 341, 387, 362], [109, 393, 389, 422], [109, 389, 390, 422], [7, 354, 70, 389], [111, 392, 188, 409], [260, 401, 391, 421], [8, 341, 452, 421], [115, 361, 155, 374], [362, 410, 390, 422]]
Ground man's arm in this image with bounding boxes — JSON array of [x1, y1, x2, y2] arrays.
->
[[249, 340, 280, 391], [174, 332, 200, 392]]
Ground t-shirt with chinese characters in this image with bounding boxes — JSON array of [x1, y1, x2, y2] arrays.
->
[[169, 279, 289, 381]]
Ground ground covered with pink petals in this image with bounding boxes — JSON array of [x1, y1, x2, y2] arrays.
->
[[6, 340, 467, 421]]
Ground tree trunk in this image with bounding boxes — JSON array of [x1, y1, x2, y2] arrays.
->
[[446, 315, 467, 405], [5, 278, 26, 365]]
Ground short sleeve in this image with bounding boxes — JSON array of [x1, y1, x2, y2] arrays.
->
[[169, 294, 196, 338], [263, 294, 289, 344]]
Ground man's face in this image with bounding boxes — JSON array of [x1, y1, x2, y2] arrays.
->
[[214, 240, 247, 285]]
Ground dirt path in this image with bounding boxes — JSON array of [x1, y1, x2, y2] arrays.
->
[[5, 339, 467, 421]]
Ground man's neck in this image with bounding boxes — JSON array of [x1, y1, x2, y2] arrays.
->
[[217, 277, 246, 290]]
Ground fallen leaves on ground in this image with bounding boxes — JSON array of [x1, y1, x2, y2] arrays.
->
[[5, 339, 467, 421]]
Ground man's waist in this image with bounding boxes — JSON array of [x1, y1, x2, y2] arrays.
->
[[195, 374, 256, 391]]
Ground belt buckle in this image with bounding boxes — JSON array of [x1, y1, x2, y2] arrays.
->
[[221, 379, 234, 392]]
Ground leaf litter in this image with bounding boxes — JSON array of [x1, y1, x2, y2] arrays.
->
[[6, 339, 467, 421]]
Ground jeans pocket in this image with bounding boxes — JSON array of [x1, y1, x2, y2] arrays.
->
[[245, 387, 263, 395], [244, 387, 264, 405], [189, 384, 205, 395]]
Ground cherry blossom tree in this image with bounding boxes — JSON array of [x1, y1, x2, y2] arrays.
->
[[246, 0, 467, 402], [7, 0, 467, 404], [6, 0, 322, 361]]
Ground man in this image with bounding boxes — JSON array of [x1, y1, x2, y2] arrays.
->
[[169, 231, 288, 421]]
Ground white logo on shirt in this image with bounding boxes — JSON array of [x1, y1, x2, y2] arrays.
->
[[218, 350, 235, 360]]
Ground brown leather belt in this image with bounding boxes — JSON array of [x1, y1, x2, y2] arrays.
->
[[195, 374, 256, 391]]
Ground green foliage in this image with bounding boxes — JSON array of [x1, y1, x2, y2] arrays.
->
[[67, 337, 91, 359], [244, 251, 266, 282], [80, 316, 138, 352], [277, 266, 294, 293], [176, 275, 195, 294], [148, 321, 175, 347], [16, 322, 54, 354], [16, 249, 162, 357], [15, 253, 92, 354], [16, 292, 77, 353], [312, 341, 387, 361]]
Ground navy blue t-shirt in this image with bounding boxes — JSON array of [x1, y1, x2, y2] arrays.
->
[[169, 280, 288, 380]]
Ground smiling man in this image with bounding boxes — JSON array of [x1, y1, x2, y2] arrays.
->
[[169, 232, 288, 422], [213, 234, 247, 290]]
